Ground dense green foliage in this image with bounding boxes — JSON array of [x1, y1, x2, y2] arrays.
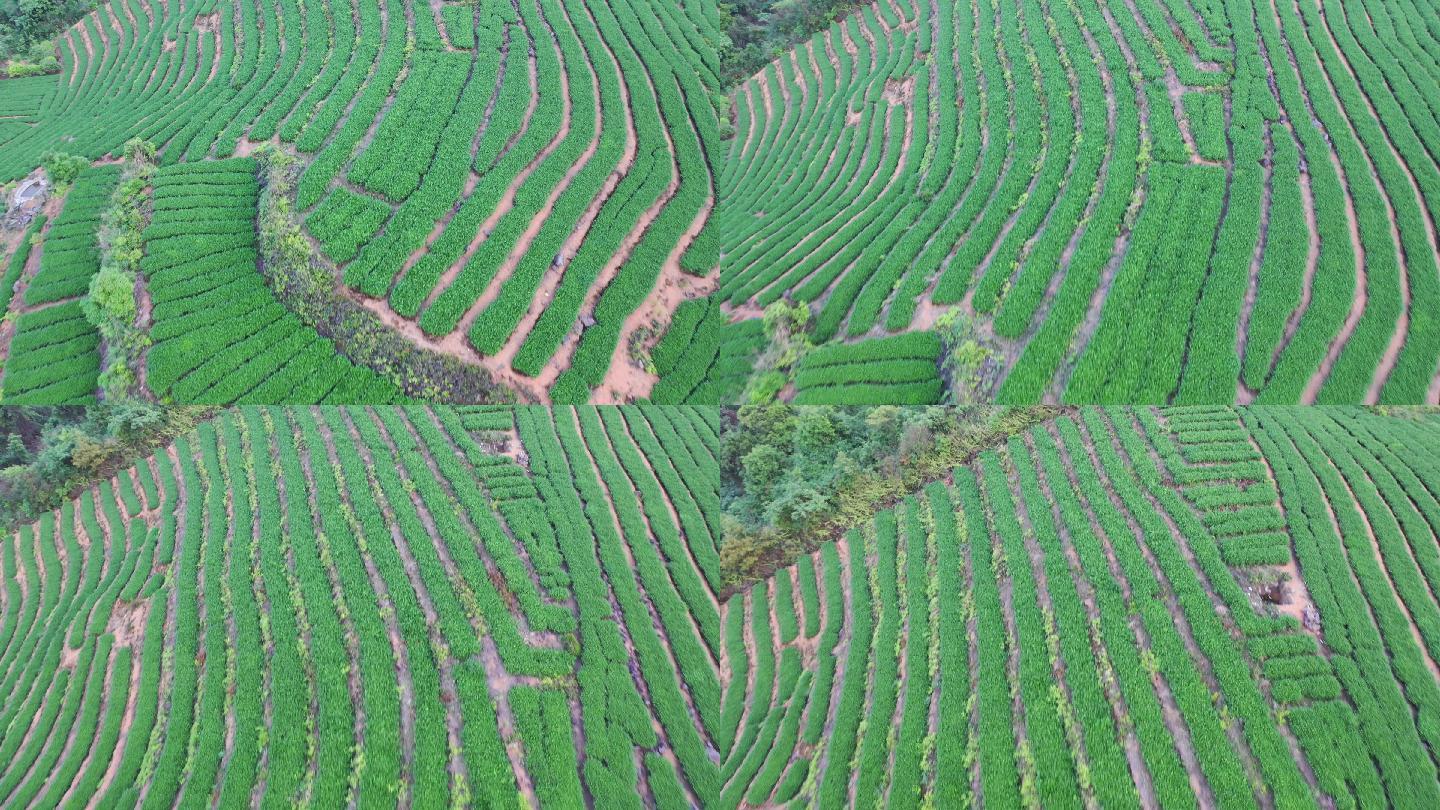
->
[[720, 403, 1058, 584], [0, 0, 86, 59], [719, 0, 869, 83], [0, 403, 207, 530], [83, 139, 154, 400]]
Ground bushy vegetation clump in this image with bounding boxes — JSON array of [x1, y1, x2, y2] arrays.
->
[[0, 403, 208, 528], [720, 403, 1060, 587]]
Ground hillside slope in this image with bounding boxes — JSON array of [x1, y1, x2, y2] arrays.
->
[[720, 0, 1440, 405], [726, 406, 1440, 807], [0, 405, 726, 806], [5, 405, 1439, 806], [0, 0, 725, 402]]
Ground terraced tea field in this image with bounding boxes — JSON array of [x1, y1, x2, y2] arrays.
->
[[0, 404, 726, 806], [648, 297, 765, 404], [723, 405, 1440, 807], [4, 403, 1438, 807], [142, 159, 403, 404], [0, 75, 57, 150], [0, 0, 725, 402], [0, 164, 118, 404], [720, 0, 1440, 405], [789, 331, 945, 404]]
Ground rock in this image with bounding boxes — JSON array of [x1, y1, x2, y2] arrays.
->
[[5, 169, 49, 229]]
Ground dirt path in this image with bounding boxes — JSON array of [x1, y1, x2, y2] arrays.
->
[[1005, 443, 1095, 810], [474, 2, 674, 390], [477, 637, 546, 809], [413, 409, 569, 612], [84, 612, 143, 807], [1231, 416, 1320, 631], [1272, 0, 1397, 405], [395, 13, 508, 278], [131, 444, 187, 808], [390, 408, 566, 644], [447, 59, 615, 347], [354, 297, 545, 399], [1264, 128, 1322, 388], [211, 419, 243, 808], [737, 46, 814, 212], [1286, 415, 1440, 721], [727, 580, 766, 776], [264, 414, 331, 806], [61, 30, 81, 87], [1099, 411, 1285, 804], [0, 212, 53, 391], [1155, 413, 1329, 793], [748, 31, 917, 304], [728, 80, 758, 176], [1235, 126, 1275, 404], [86, 9, 107, 56], [724, 20, 884, 281], [958, 492, 985, 803], [917, 0, 1017, 302], [1303, 2, 1439, 403], [345, 0, 734, 409], [157, 435, 226, 805], [1046, 0, 1157, 401], [729, 61, 789, 217], [544, 408, 701, 803], [357, 409, 485, 799], [934, 0, 1092, 353], [344, 406, 473, 801], [286, 410, 372, 805], [800, 532, 853, 780], [412, 14, 567, 314], [995, 0, 1121, 390], [982, 466, 1040, 807], [723, 32, 856, 259], [31, 635, 108, 805], [595, 208, 716, 404]]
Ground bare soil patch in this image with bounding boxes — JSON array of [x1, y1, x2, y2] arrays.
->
[[107, 598, 151, 649], [597, 209, 716, 403], [883, 76, 915, 106]]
